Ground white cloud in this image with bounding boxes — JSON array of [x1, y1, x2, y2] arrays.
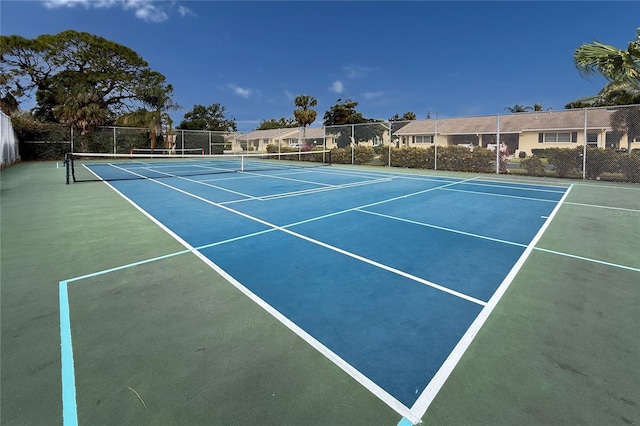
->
[[284, 90, 294, 101], [130, 3, 167, 23], [362, 91, 383, 100], [41, 0, 194, 23], [229, 84, 252, 98], [177, 4, 194, 17], [330, 80, 344, 94], [344, 65, 376, 79]]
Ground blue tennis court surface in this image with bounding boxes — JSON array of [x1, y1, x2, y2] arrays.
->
[[90, 165, 569, 419]]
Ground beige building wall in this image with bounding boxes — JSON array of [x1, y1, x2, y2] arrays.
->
[[518, 130, 640, 155]]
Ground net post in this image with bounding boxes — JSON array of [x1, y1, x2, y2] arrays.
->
[[65, 152, 70, 184], [495, 114, 501, 174], [327, 149, 332, 166]]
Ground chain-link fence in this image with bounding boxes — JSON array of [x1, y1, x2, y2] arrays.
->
[[325, 106, 640, 182], [1, 110, 20, 167], [11, 104, 640, 183]]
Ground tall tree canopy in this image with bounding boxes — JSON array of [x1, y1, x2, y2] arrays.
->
[[323, 98, 365, 126], [177, 103, 237, 132], [256, 117, 297, 130], [323, 99, 384, 148], [390, 112, 417, 121], [0, 30, 168, 129], [117, 78, 180, 150], [567, 28, 640, 107]]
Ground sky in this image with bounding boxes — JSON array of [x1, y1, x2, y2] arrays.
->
[[1, 0, 639, 131]]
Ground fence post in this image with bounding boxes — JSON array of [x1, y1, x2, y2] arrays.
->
[[351, 125, 355, 165], [113, 127, 116, 154], [582, 108, 588, 180], [495, 114, 501, 174], [434, 118, 438, 171]]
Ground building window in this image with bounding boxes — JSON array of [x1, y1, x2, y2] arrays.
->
[[538, 132, 577, 143], [413, 135, 433, 144], [587, 133, 598, 146]]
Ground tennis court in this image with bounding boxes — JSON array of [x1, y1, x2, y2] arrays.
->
[[1, 158, 638, 425]]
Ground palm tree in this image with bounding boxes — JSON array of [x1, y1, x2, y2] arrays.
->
[[532, 104, 551, 111], [293, 95, 317, 147], [118, 83, 180, 151], [53, 84, 108, 135], [572, 28, 640, 106], [505, 104, 532, 113]]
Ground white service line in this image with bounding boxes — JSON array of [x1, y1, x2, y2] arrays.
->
[[147, 176, 486, 306], [407, 184, 574, 421], [92, 174, 424, 423], [357, 209, 527, 248], [438, 187, 559, 203]]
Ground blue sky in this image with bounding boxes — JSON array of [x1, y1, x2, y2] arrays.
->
[[1, 1, 638, 131]]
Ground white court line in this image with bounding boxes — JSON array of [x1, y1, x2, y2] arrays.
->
[[323, 165, 569, 190], [572, 181, 640, 191], [122, 162, 396, 204], [83, 169, 634, 424], [255, 177, 394, 202], [146, 176, 486, 306], [86, 165, 635, 423], [278, 176, 481, 231], [472, 174, 572, 189], [241, 169, 337, 187], [356, 209, 527, 248], [100, 162, 260, 201], [406, 184, 574, 422], [439, 187, 559, 203], [358, 207, 639, 273], [175, 174, 260, 200], [534, 247, 640, 272], [61, 178, 422, 424], [455, 180, 567, 194], [564, 201, 640, 213]]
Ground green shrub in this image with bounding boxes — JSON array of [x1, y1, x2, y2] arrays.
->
[[546, 147, 581, 178], [520, 155, 546, 176], [584, 148, 619, 180], [353, 146, 375, 165], [599, 172, 626, 182], [330, 148, 351, 164], [265, 144, 277, 153], [470, 148, 498, 173], [389, 147, 431, 169], [265, 144, 299, 154], [437, 146, 472, 171], [618, 152, 640, 183], [373, 144, 388, 155]]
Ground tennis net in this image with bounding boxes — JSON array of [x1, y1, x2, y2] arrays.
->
[[65, 150, 331, 184]]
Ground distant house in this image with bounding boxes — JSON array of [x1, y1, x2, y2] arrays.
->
[[232, 128, 299, 151], [232, 127, 339, 151], [393, 108, 640, 155], [228, 107, 639, 154]]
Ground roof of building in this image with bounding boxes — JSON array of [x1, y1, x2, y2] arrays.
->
[[393, 108, 616, 136]]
